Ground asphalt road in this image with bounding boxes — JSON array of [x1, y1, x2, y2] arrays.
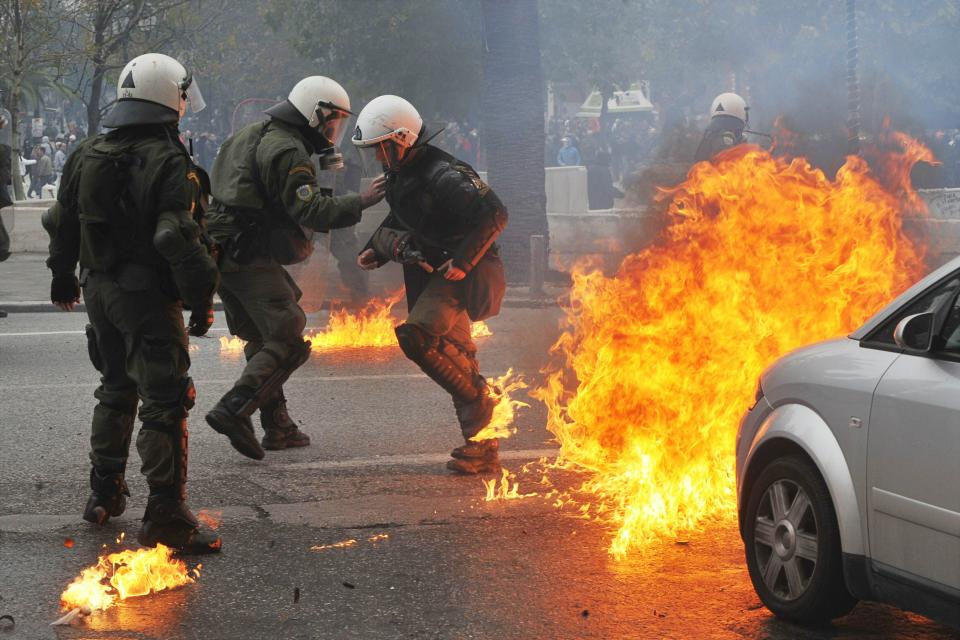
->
[[0, 308, 955, 639]]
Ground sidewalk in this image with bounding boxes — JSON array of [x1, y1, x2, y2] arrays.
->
[[0, 252, 562, 312]]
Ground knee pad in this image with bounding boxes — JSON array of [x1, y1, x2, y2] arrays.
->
[[395, 323, 437, 362]]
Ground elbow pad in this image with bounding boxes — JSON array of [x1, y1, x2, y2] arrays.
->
[[153, 211, 197, 260], [42, 203, 60, 235]]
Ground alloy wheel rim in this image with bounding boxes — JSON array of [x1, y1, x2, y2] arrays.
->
[[753, 478, 819, 601]]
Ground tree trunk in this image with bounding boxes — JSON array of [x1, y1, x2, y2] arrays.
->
[[9, 0, 26, 200], [480, 0, 547, 284], [87, 62, 107, 134]]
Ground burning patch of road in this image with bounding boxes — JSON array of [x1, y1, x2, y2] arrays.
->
[[219, 293, 492, 356], [535, 134, 933, 556], [56, 542, 200, 623]]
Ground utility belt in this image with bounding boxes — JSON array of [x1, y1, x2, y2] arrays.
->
[[219, 205, 314, 266], [81, 262, 177, 298]]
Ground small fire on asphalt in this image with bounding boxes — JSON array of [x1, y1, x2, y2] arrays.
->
[[483, 467, 538, 502], [218, 293, 492, 356], [55, 541, 201, 625]]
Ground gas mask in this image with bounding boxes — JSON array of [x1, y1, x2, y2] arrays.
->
[[311, 104, 350, 170]]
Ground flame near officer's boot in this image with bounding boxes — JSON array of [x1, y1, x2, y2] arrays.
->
[[393, 324, 501, 475], [82, 467, 130, 526], [259, 391, 310, 450], [448, 387, 500, 475], [446, 438, 500, 474], [136, 419, 221, 554]]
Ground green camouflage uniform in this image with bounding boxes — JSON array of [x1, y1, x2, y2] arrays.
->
[[205, 119, 361, 426], [45, 125, 217, 499]]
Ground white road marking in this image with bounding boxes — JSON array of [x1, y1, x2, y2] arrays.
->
[[272, 448, 558, 471], [0, 448, 561, 533]]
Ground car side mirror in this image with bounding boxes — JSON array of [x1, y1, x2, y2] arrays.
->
[[893, 312, 935, 352]]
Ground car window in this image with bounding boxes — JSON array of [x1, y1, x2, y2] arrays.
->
[[940, 290, 960, 352], [864, 276, 960, 347]]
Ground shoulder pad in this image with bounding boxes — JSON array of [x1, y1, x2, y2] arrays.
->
[[260, 124, 311, 159]]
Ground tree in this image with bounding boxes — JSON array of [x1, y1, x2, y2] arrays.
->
[[274, 0, 483, 125], [0, 0, 71, 199], [481, 0, 547, 281], [64, 0, 224, 134]]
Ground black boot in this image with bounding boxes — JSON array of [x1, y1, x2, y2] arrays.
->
[[260, 392, 310, 450], [137, 496, 221, 554], [205, 387, 265, 460], [82, 467, 130, 525], [446, 439, 500, 475]]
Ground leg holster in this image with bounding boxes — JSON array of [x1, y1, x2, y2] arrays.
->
[[396, 323, 484, 404]]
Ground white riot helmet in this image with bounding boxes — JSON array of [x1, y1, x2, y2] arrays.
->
[[352, 95, 423, 169], [102, 53, 205, 128], [710, 92, 748, 124], [265, 76, 352, 156]]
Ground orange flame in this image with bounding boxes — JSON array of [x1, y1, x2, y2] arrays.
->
[[60, 544, 199, 612], [310, 539, 358, 552], [536, 139, 932, 556], [483, 467, 538, 501], [470, 369, 529, 442], [219, 295, 492, 356]]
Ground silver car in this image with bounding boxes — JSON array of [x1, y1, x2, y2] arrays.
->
[[737, 256, 960, 628]]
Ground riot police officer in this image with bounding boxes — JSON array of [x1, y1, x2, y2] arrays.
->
[[353, 95, 508, 475], [204, 77, 385, 456], [694, 92, 749, 163], [45, 53, 221, 553]]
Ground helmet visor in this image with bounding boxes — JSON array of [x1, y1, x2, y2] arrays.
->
[[181, 75, 206, 114], [321, 108, 350, 147]]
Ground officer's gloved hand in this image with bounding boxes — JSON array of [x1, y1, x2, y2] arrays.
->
[[188, 304, 214, 337], [359, 175, 387, 210], [51, 273, 81, 311]]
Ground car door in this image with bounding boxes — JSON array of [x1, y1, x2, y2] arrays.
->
[[866, 280, 960, 591]]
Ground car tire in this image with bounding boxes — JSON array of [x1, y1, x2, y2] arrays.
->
[[744, 454, 858, 624]]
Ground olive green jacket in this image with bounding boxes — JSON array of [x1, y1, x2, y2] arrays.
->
[[206, 119, 362, 242], [45, 125, 218, 309]]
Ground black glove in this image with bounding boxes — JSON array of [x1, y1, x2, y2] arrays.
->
[[51, 273, 81, 305], [187, 304, 214, 337]]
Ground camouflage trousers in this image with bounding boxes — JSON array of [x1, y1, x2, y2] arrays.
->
[[83, 271, 193, 490]]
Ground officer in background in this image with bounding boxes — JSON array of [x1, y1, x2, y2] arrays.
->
[[694, 92, 749, 163], [44, 53, 221, 553], [204, 77, 385, 455], [353, 95, 508, 475]]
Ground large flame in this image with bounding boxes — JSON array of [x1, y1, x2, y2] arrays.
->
[[536, 138, 933, 556], [60, 544, 199, 612], [219, 293, 491, 356]]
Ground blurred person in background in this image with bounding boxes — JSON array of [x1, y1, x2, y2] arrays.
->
[[557, 135, 582, 166]]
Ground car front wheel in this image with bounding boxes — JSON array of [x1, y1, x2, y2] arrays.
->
[[744, 454, 858, 623]]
